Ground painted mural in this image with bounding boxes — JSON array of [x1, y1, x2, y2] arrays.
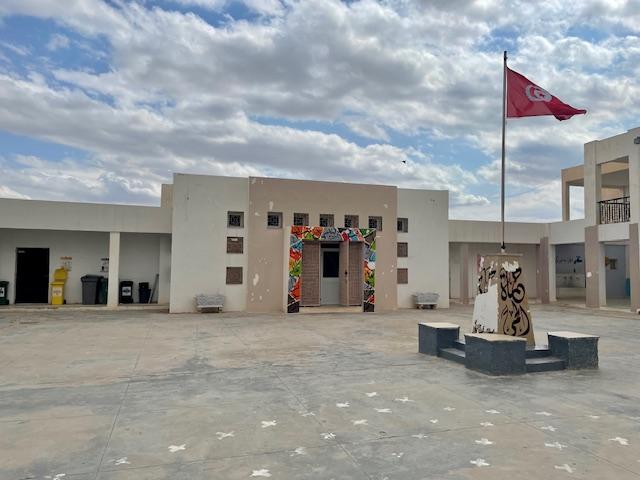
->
[[288, 226, 376, 313], [472, 254, 535, 345]]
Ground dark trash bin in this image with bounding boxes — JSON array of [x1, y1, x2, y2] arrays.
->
[[0, 280, 9, 305], [97, 277, 108, 305], [119, 280, 134, 304], [139, 282, 151, 304], [81, 275, 102, 305]]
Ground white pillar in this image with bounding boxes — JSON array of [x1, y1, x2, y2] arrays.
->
[[158, 235, 171, 304], [107, 232, 120, 307], [548, 244, 557, 303], [584, 142, 601, 226]]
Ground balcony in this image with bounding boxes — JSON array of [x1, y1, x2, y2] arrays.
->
[[598, 197, 630, 224]]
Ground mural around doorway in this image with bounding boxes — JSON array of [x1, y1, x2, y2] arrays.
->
[[288, 226, 375, 313]]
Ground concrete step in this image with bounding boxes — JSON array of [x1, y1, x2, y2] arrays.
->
[[525, 356, 566, 373], [526, 346, 552, 359], [452, 339, 466, 352], [439, 347, 466, 365]]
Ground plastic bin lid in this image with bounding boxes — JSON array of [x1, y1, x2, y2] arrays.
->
[[54, 268, 68, 281], [81, 275, 103, 281]]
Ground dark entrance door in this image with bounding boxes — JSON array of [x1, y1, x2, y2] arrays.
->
[[15, 248, 50, 303]]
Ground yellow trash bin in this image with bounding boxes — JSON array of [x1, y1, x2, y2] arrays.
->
[[50, 268, 68, 305]]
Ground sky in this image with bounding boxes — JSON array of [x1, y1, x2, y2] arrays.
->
[[0, 0, 639, 222]]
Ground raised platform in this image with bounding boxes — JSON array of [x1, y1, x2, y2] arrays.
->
[[418, 322, 599, 375]]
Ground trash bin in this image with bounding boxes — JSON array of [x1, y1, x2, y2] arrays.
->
[[81, 275, 102, 305], [139, 282, 151, 304], [0, 280, 8, 305], [50, 268, 68, 306], [96, 277, 108, 305], [119, 280, 134, 304]]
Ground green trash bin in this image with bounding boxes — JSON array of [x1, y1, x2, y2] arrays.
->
[[0, 281, 8, 305], [97, 277, 108, 305]]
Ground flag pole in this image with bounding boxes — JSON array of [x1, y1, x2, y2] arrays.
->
[[500, 50, 507, 253]]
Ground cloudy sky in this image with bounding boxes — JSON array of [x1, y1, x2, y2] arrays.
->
[[0, 0, 638, 221]]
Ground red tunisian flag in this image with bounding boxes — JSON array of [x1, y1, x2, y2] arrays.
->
[[506, 67, 586, 121]]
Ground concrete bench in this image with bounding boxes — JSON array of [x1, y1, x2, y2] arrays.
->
[[414, 292, 440, 309], [195, 294, 225, 313], [418, 322, 460, 355], [464, 333, 527, 375], [548, 331, 599, 369]]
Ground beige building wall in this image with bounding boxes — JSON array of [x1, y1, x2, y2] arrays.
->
[[247, 177, 398, 312]]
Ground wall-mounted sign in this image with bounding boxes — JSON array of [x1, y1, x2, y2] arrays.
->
[[60, 256, 72, 271], [100, 258, 109, 273]]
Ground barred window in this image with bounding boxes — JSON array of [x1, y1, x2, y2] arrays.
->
[[293, 212, 309, 226], [368, 216, 382, 230], [227, 236, 244, 254], [397, 268, 408, 284], [267, 212, 282, 228], [319, 214, 334, 227], [397, 217, 408, 233], [344, 214, 359, 228], [226, 267, 243, 284], [397, 242, 408, 257], [228, 211, 244, 228]]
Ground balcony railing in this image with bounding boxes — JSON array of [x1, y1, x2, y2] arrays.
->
[[599, 196, 630, 224]]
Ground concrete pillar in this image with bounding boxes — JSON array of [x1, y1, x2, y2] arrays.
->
[[537, 237, 551, 304], [628, 137, 640, 224], [629, 224, 640, 313], [158, 235, 171, 304], [584, 142, 601, 226], [562, 180, 571, 222], [548, 244, 557, 303], [460, 243, 470, 305], [585, 226, 606, 308], [107, 232, 120, 307]]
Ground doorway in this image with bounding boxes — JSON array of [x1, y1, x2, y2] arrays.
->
[[321, 248, 340, 305], [15, 248, 50, 303]]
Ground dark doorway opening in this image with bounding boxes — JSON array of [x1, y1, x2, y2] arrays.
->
[[15, 248, 50, 303]]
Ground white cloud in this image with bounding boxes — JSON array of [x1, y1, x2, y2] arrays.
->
[[46, 33, 70, 51], [0, 0, 637, 220]]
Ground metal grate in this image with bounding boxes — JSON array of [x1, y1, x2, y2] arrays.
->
[[598, 197, 630, 224]]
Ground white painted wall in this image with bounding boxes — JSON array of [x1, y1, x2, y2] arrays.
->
[[169, 174, 249, 313], [449, 243, 539, 300], [549, 219, 585, 245], [397, 189, 449, 308], [0, 229, 164, 305], [119, 233, 162, 303], [0, 229, 109, 304], [0, 198, 171, 233], [449, 220, 545, 244]]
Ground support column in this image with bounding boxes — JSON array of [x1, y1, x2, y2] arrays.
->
[[584, 142, 601, 226], [585, 226, 606, 308], [548, 243, 557, 303], [537, 237, 551, 304], [629, 224, 640, 313], [460, 243, 470, 305], [107, 232, 120, 307], [158, 235, 171, 304], [562, 180, 571, 222]]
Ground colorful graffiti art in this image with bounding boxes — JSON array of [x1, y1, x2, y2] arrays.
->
[[287, 226, 376, 313]]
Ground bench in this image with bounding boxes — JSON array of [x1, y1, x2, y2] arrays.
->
[[548, 331, 599, 369], [195, 294, 225, 313], [414, 292, 439, 309]]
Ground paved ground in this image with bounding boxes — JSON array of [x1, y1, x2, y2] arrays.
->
[[1, 304, 640, 480]]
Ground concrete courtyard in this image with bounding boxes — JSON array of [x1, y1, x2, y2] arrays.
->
[[1, 304, 640, 479]]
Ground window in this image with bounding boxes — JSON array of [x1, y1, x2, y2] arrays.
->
[[322, 251, 340, 278], [397, 217, 408, 233], [319, 214, 334, 227], [397, 268, 408, 284], [344, 214, 359, 228], [397, 242, 408, 257], [226, 267, 243, 284], [227, 236, 244, 254], [267, 212, 282, 228], [228, 211, 244, 228], [293, 212, 309, 226], [368, 216, 383, 230]]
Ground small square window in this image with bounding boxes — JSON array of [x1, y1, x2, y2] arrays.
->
[[397, 217, 408, 233], [319, 214, 334, 227], [293, 212, 309, 226], [227, 236, 244, 254], [267, 212, 282, 228], [344, 214, 359, 228], [226, 267, 243, 284], [397, 242, 408, 257], [228, 211, 244, 228], [397, 268, 408, 284], [368, 216, 382, 230]]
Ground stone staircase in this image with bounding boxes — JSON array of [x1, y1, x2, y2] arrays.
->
[[438, 338, 566, 373]]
